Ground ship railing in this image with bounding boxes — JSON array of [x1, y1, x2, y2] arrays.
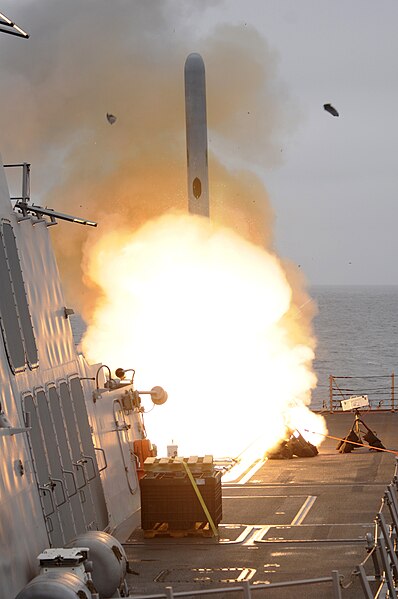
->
[[126, 572, 343, 599], [324, 373, 396, 413], [354, 457, 398, 598], [3, 162, 30, 203]]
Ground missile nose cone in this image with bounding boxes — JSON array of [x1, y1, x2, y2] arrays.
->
[[184, 53, 205, 75]]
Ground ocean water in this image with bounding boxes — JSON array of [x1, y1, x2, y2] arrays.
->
[[311, 285, 398, 409], [71, 285, 398, 411]]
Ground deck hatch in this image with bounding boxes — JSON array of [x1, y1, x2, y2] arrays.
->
[[257, 523, 372, 544], [155, 567, 256, 583]]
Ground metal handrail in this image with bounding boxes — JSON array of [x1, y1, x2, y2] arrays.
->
[[73, 460, 87, 489], [62, 469, 78, 497], [38, 484, 56, 517], [128, 572, 343, 598], [354, 457, 398, 598], [50, 477, 67, 508], [81, 453, 97, 481], [4, 162, 30, 202], [327, 373, 396, 412], [94, 446, 108, 472]]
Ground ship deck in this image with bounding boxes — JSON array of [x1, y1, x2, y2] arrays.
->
[[123, 411, 398, 598]]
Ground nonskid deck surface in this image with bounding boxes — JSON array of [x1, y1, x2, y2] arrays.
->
[[124, 412, 398, 598]]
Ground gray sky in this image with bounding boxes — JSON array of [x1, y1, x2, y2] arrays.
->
[[216, 1, 398, 285], [1, 1, 398, 285]]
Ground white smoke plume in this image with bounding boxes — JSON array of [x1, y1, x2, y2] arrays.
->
[[0, 1, 325, 455]]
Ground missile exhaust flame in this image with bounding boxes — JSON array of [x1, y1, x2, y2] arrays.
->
[[82, 213, 327, 457]]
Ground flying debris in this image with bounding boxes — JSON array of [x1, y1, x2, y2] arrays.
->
[[106, 113, 117, 125], [323, 103, 339, 117]]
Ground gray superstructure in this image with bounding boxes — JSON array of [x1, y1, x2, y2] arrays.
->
[[0, 160, 165, 597]]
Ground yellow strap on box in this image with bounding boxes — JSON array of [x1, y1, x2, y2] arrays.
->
[[181, 460, 219, 538]]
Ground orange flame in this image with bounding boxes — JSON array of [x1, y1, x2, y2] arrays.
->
[[82, 212, 327, 456]]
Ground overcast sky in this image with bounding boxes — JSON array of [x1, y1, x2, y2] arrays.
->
[[1, 1, 398, 286], [218, 1, 398, 285]]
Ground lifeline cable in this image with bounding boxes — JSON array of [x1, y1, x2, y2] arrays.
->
[[303, 429, 398, 456]]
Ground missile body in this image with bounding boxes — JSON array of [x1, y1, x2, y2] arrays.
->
[[184, 53, 209, 217]]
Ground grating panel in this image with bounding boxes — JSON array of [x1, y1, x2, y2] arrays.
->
[[258, 523, 372, 543], [155, 567, 256, 583]]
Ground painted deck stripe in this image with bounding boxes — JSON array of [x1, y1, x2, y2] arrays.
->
[[290, 495, 317, 525], [237, 458, 268, 485], [223, 494, 301, 499]]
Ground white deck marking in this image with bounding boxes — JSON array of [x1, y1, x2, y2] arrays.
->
[[237, 458, 268, 484], [290, 495, 317, 525], [216, 524, 273, 545], [242, 526, 271, 546], [223, 494, 299, 499], [223, 457, 267, 484], [219, 524, 255, 544]]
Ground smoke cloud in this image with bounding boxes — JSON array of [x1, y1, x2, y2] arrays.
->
[[0, 1, 326, 453], [0, 0, 302, 316]]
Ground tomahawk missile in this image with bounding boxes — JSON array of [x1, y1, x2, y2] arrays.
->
[[184, 53, 209, 217]]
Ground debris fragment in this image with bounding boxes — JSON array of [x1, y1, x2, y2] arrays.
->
[[106, 113, 117, 124], [323, 103, 339, 117]]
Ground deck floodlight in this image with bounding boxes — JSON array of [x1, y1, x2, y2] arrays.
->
[[137, 386, 168, 405]]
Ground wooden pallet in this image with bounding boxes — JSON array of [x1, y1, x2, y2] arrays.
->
[[143, 521, 215, 538], [143, 455, 214, 474]]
